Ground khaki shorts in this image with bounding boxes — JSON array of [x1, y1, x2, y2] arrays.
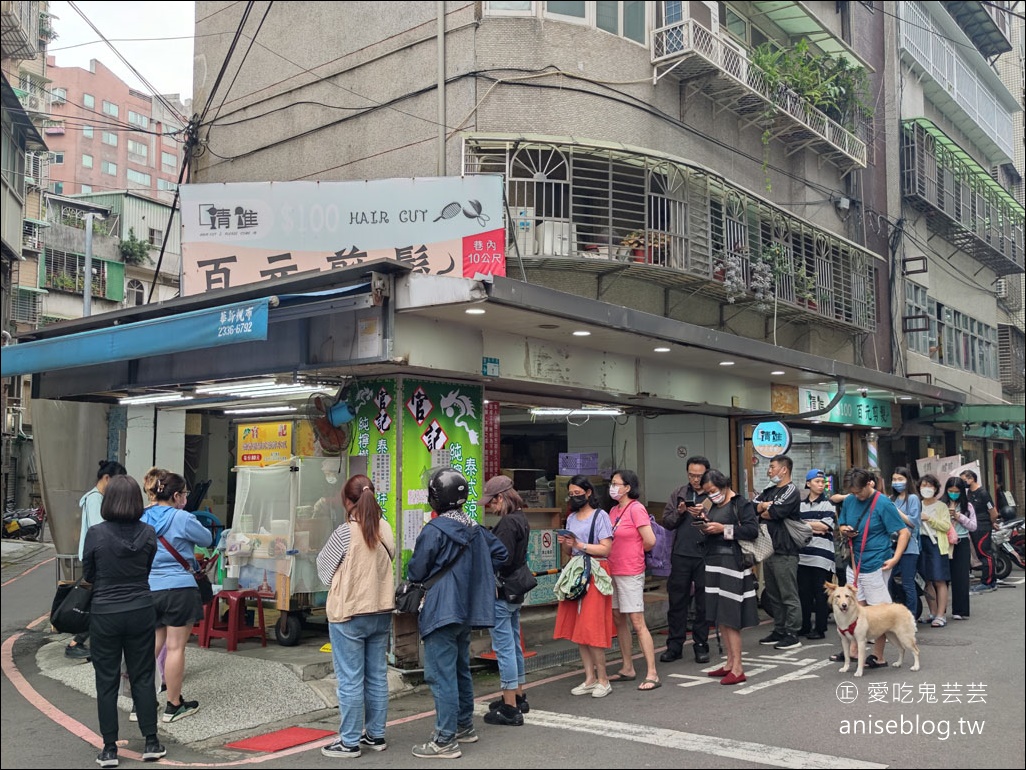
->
[[845, 566, 892, 605], [610, 573, 645, 614]]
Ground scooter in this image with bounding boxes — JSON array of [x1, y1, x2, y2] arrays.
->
[[992, 518, 1024, 581], [2, 506, 45, 541]]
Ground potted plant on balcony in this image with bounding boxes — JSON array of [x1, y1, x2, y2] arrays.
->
[[714, 252, 747, 303], [621, 230, 646, 259], [795, 263, 818, 310]]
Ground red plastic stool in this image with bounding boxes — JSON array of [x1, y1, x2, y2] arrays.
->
[[203, 589, 267, 652]]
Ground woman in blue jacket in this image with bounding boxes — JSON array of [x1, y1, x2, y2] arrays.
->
[[141, 470, 212, 723]]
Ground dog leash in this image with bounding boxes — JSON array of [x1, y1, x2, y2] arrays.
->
[[850, 492, 879, 588]]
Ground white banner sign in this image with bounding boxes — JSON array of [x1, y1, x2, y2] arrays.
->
[[179, 176, 506, 295]]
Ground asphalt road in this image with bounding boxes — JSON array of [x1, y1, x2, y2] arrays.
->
[[3, 540, 1023, 768]]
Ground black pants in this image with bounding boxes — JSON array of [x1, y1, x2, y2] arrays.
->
[[950, 537, 972, 617], [665, 554, 708, 652], [797, 565, 832, 634], [90, 606, 158, 744], [970, 529, 995, 586]]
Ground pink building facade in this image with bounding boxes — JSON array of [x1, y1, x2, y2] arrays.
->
[[44, 56, 187, 203]]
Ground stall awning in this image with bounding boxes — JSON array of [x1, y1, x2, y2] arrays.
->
[[1, 298, 271, 378], [920, 404, 1026, 427]]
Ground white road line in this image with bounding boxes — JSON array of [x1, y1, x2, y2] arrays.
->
[[475, 705, 888, 769]]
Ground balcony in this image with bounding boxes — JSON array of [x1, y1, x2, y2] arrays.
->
[[0, 0, 39, 60], [901, 119, 1024, 277], [465, 135, 878, 332], [944, 1, 1013, 58], [898, 0, 1016, 163], [22, 218, 44, 251], [651, 19, 866, 170], [998, 324, 1025, 395]]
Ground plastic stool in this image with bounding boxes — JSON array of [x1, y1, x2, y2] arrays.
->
[[203, 589, 267, 652]]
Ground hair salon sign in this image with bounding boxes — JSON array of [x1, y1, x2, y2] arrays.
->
[[179, 176, 505, 296]]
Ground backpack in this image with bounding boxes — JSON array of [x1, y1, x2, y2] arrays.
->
[[645, 514, 672, 577]]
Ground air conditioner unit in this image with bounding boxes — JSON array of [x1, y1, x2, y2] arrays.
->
[[994, 278, 1008, 299]]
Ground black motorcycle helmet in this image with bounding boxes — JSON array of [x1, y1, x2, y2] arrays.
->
[[428, 467, 468, 513]]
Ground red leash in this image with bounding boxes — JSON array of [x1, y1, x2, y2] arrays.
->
[[850, 492, 879, 589]]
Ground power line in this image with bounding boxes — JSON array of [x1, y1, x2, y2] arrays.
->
[[206, 1, 273, 133]]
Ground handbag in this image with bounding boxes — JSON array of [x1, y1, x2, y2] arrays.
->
[[159, 535, 214, 604], [784, 516, 814, 548], [394, 543, 467, 614], [946, 525, 959, 546], [733, 499, 773, 567], [496, 563, 538, 604], [51, 578, 93, 634]]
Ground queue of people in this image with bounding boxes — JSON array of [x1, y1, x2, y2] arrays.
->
[[75, 463, 211, 768]]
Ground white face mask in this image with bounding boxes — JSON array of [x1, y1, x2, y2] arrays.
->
[[769, 474, 782, 485], [609, 484, 624, 501], [920, 487, 935, 499], [708, 490, 726, 505]]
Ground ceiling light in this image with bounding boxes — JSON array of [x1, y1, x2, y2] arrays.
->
[[843, 423, 854, 427], [120, 394, 194, 406], [719, 361, 735, 366], [529, 407, 623, 417], [572, 330, 591, 337], [771, 370, 785, 376], [465, 308, 486, 315], [899, 396, 912, 401], [223, 406, 298, 415], [654, 347, 671, 353], [195, 379, 275, 394]]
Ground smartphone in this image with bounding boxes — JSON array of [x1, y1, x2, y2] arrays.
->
[[701, 497, 714, 512], [554, 528, 575, 539]]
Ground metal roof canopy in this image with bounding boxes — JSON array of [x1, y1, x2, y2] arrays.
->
[[943, 0, 1014, 58], [747, 1, 874, 71], [920, 404, 1026, 426]]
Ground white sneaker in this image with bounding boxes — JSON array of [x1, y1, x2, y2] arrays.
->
[[570, 681, 598, 696], [591, 682, 613, 698]]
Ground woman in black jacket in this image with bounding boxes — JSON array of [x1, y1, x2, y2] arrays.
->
[[82, 475, 165, 768], [482, 475, 533, 726], [696, 469, 760, 686]]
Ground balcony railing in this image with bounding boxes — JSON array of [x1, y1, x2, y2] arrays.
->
[[901, 120, 1024, 276], [0, 0, 40, 60], [651, 19, 866, 170], [465, 135, 878, 332]]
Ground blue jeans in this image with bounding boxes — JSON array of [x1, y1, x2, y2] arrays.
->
[[329, 612, 392, 747], [890, 551, 919, 617], [423, 623, 474, 744], [489, 598, 525, 691]]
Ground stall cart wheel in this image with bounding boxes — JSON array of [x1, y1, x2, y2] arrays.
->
[[275, 612, 303, 646]]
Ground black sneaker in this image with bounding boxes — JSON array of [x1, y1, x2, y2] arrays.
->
[[359, 732, 388, 752], [659, 648, 683, 663], [321, 740, 361, 758], [693, 646, 711, 664], [483, 703, 524, 726], [142, 737, 166, 762], [454, 724, 478, 743], [66, 644, 92, 661], [163, 696, 199, 723], [774, 634, 802, 650], [96, 745, 118, 768], [488, 694, 529, 714], [759, 631, 783, 645]]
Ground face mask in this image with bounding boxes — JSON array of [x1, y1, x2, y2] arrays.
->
[[947, 491, 960, 501], [920, 487, 935, 499], [892, 482, 906, 493], [609, 485, 624, 501], [769, 475, 782, 485], [568, 494, 588, 511], [708, 490, 725, 505]]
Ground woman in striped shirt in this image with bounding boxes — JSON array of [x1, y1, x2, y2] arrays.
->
[[797, 469, 836, 640]]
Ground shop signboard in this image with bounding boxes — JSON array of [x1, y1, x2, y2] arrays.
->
[[351, 378, 400, 530], [236, 422, 292, 466], [399, 379, 484, 572], [179, 177, 506, 296], [752, 421, 792, 458], [799, 388, 893, 428]]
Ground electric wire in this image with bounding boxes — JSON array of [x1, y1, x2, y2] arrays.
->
[[205, 1, 273, 137]]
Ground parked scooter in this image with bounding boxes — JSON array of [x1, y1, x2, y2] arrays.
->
[[2, 506, 45, 541], [992, 518, 1024, 581]]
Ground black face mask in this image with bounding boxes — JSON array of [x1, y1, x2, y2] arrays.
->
[[568, 494, 588, 511]]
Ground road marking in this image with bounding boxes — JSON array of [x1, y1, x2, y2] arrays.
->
[[488, 706, 887, 768], [1, 555, 55, 587]]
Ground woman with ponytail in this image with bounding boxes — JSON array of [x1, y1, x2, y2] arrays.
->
[[316, 475, 396, 758]]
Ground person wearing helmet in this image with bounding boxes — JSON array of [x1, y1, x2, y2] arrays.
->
[[407, 468, 508, 759]]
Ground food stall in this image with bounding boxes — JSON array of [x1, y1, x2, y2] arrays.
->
[[227, 455, 346, 645]]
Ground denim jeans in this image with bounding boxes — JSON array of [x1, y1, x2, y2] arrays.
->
[[329, 612, 392, 747], [423, 623, 474, 744], [489, 598, 525, 691], [889, 551, 919, 616]]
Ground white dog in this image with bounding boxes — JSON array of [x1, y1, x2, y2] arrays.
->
[[824, 582, 920, 678]]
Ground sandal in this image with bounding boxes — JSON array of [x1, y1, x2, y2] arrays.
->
[[931, 616, 947, 627], [607, 672, 637, 682], [828, 652, 846, 662], [864, 655, 888, 669]]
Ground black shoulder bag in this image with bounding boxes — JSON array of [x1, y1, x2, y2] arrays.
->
[[395, 542, 468, 614]]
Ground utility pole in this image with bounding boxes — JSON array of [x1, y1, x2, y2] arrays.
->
[[82, 212, 104, 317]]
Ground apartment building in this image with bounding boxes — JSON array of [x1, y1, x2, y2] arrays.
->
[[44, 55, 188, 202]]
